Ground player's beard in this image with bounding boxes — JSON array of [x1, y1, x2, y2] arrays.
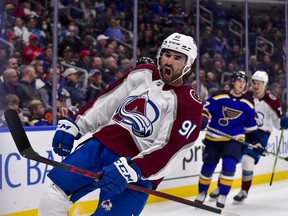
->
[[159, 65, 181, 85]]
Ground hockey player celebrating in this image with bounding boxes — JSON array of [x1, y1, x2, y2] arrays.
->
[[38, 32, 203, 216], [195, 71, 264, 208]]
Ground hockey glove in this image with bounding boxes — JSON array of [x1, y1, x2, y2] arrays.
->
[[280, 116, 288, 129], [52, 118, 81, 156], [252, 143, 266, 156], [94, 157, 141, 194]]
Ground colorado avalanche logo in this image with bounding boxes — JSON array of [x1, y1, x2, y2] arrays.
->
[[113, 91, 159, 137], [255, 111, 264, 127], [100, 199, 112, 212]]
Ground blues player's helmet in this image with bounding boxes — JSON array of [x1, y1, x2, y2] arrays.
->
[[156, 33, 197, 78], [231, 71, 248, 83], [252, 70, 269, 85]]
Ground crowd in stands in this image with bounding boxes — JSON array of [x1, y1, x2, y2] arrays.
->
[[0, 0, 287, 127]]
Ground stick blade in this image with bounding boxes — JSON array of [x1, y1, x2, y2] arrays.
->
[[4, 109, 32, 155]]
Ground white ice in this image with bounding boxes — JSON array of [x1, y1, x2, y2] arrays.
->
[[141, 179, 288, 216]]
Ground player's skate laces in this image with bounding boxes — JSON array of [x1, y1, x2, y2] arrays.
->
[[209, 187, 219, 201], [233, 189, 248, 203], [216, 194, 226, 208], [195, 192, 207, 204]]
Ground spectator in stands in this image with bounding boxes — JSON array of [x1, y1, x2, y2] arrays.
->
[[0, 94, 29, 127], [86, 68, 107, 103], [7, 32, 23, 53], [59, 46, 76, 73], [30, 60, 45, 89], [18, 65, 40, 108], [38, 43, 53, 74], [0, 68, 25, 110], [62, 68, 86, 108], [38, 67, 62, 111], [103, 56, 118, 84], [249, 55, 259, 75], [108, 65, 130, 86], [165, 1, 187, 30], [152, 0, 169, 21], [100, 42, 118, 59], [27, 99, 50, 126], [213, 29, 230, 60], [13, 16, 29, 45], [59, 22, 82, 53], [25, 17, 46, 47], [76, 50, 92, 71], [258, 55, 273, 84], [95, 0, 105, 15], [95, 34, 109, 54], [206, 71, 219, 94], [211, 59, 225, 85], [104, 17, 123, 41], [138, 27, 157, 58], [22, 34, 44, 64], [91, 56, 104, 71]]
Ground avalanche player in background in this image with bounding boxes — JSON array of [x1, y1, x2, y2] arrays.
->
[[195, 71, 263, 208], [37, 32, 203, 216], [233, 71, 288, 202], [209, 70, 288, 203]]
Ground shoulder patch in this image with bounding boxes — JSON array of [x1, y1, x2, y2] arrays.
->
[[268, 93, 277, 100], [190, 89, 202, 104]]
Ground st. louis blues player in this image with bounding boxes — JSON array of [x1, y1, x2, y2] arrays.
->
[[195, 71, 263, 208], [38, 32, 203, 216]]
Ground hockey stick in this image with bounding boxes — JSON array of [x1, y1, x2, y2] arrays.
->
[[4, 109, 239, 216], [269, 128, 284, 186], [207, 126, 288, 161]]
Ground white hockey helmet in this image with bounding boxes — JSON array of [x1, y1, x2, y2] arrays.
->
[[252, 70, 269, 85], [156, 33, 197, 78]]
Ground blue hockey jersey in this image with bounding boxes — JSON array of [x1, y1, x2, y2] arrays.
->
[[203, 90, 258, 142]]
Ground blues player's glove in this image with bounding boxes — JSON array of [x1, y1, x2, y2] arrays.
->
[[94, 157, 141, 194], [280, 116, 288, 129], [52, 118, 81, 156], [252, 142, 266, 156]]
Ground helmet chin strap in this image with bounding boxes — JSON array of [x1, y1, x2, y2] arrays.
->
[[167, 66, 191, 85]]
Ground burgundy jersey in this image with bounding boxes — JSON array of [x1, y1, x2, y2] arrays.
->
[[72, 64, 203, 183]]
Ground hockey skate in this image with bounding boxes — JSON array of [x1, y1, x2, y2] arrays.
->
[[233, 189, 248, 204], [216, 194, 226, 208], [209, 187, 219, 201], [195, 192, 207, 204]]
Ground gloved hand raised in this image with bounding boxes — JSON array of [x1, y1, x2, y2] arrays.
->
[[280, 116, 288, 129], [93, 157, 141, 194], [52, 118, 81, 156], [252, 142, 266, 156]]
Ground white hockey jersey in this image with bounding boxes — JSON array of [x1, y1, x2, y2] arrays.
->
[[245, 91, 282, 134], [72, 64, 203, 187]]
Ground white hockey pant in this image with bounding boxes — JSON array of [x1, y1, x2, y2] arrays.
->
[[38, 184, 72, 216]]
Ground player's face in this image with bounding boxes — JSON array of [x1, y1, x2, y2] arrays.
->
[[159, 50, 187, 86], [251, 80, 265, 95], [233, 78, 246, 94]]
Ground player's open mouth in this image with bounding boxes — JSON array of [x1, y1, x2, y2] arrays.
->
[[163, 67, 172, 79]]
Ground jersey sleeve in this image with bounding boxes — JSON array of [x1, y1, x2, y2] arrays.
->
[[71, 68, 138, 134]]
